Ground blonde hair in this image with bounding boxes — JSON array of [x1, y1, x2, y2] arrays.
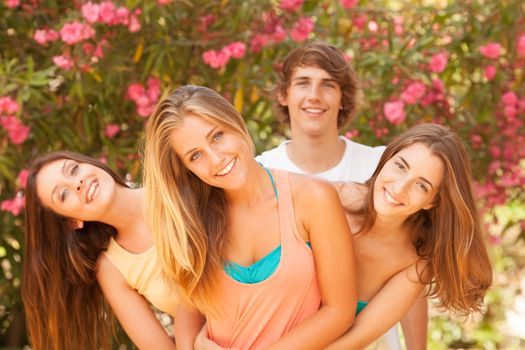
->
[[143, 85, 253, 313]]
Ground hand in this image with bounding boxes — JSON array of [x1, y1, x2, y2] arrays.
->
[[194, 323, 236, 350]]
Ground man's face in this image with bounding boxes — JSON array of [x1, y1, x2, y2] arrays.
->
[[279, 65, 342, 138]]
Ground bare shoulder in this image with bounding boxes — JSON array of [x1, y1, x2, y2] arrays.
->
[[288, 172, 338, 204], [96, 253, 126, 285]]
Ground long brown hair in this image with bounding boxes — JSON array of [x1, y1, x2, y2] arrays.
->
[[359, 124, 492, 315], [143, 85, 254, 314], [22, 151, 130, 350]]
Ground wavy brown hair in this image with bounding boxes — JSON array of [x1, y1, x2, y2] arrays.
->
[[272, 41, 358, 129], [358, 124, 492, 315], [143, 85, 254, 314], [22, 151, 129, 350]]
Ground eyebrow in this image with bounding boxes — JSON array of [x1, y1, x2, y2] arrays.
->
[[50, 160, 68, 204], [398, 156, 434, 189], [292, 76, 337, 83], [183, 126, 218, 158]]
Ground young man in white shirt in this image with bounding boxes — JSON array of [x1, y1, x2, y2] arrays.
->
[[256, 42, 427, 350]]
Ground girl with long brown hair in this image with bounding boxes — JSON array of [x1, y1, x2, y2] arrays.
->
[[22, 151, 177, 350], [324, 123, 492, 349], [143, 85, 357, 350]]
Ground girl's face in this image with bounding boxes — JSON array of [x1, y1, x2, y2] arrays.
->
[[373, 143, 444, 220], [170, 114, 252, 191], [36, 159, 117, 222]]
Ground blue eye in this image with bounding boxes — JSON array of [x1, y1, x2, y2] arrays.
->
[[213, 131, 224, 142], [190, 151, 201, 161]]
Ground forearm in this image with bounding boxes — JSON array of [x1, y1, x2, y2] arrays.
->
[[266, 305, 354, 350], [400, 294, 428, 350], [174, 305, 205, 350]]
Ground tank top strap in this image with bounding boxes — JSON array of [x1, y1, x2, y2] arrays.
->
[[273, 169, 304, 249]]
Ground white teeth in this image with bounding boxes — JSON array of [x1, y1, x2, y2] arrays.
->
[[303, 108, 324, 113], [384, 189, 402, 205], [216, 158, 236, 176], [87, 181, 98, 202]]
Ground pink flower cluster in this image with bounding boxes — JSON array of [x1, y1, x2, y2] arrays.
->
[[105, 124, 120, 139], [1, 195, 25, 216], [517, 33, 525, 58], [428, 52, 448, 73], [81, 1, 141, 32], [383, 100, 405, 125], [290, 17, 314, 43], [4, 0, 19, 8], [52, 54, 74, 70], [33, 28, 59, 45], [479, 42, 501, 59], [340, 0, 358, 8], [202, 42, 246, 69], [279, 0, 303, 11], [0, 96, 30, 145], [127, 77, 161, 117], [60, 21, 96, 45], [401, 82, 426, 105]]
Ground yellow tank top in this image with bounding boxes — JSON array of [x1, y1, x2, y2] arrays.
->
[[103, 238, 178, 316]]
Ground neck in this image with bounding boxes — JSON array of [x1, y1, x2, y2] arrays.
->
[[102, 187, 147, 238], [369, 213, 407, 237], [225, 160, 275, 206], [286, 131, 345, 174]]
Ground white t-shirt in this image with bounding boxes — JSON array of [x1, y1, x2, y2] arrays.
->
[[256, 136, 385, 183], [256, 136, 402, 350]]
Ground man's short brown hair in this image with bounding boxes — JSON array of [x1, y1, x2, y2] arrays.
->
[[273, 42, 358, 129]]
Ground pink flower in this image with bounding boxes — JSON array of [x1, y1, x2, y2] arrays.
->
[[340, 0, 358, 8], [115, 7, 130, 25], [401, 82, 426, 105], [250, 34, 269, 52], [383, 100, 406, 125], [157, 0, 172, 4], [52, 54, 74, 70], [4, 0, 19, 8], [290, 17, 314, 43], [368, 21, 378, 32], [81, 2, 100, 23], [17, 169, 29, 188], [0, 96, 19, 114], [279, 0, 303, 11], [429, 52, 448, 73], [99, 1, 116, 24], [484, 65, 497, 80], [60, 22, 95, 45], [137, 104, 154, 117], [146, 77, 161, 101], [33, 29, 48, 45], [271, 24, 286, 43], [128, 14, 141, 32], [1, 195, 25, 216], [517, 33, 525, 58], [198, 14, 216, 33], [0, 116, 30, 144], [223, 42, 246, 59], [345, 129, 359, 139], [127, 83, 145, 101], [104, 124, 120, 138], [352, 15, 367, 30], [501, 91, 518, 106], [202, 49, 230, 69], [479, 42, 501, 59]]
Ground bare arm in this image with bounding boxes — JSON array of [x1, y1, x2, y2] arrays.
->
[[325, 263, 426, 350], [400, 291, 428, 350], [174, 304, 205, 350], [96, 255, 177, 350], [265, 177, 357, 350]]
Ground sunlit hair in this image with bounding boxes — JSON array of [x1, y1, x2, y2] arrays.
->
[[22, 151, 129, 350], [273, 41, 358, 129], [358, 124, 492, 315], [143, 85, 254, 314]]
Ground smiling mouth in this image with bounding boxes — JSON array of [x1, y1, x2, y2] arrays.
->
[[302, 107, 326, 114], [384, 188, 403, 206], [216, 158, 236, 176], [86, 180, 99, 203]]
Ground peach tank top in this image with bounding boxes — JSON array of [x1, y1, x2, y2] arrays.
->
[[103, 238, 178, 316], [207, 169, 321, 350]]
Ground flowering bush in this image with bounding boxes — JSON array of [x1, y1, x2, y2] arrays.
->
[[0, 0, 524, 348]]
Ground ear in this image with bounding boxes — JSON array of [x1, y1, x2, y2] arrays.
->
[[70, 219, 84, 230], [422, 202, 434, 210], [277, 91, 288, 107]]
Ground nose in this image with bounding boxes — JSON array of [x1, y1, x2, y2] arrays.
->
[[391, 178, 410, 197], [208, 147, 224, 166], [76, 179, 84, 192], [306, 83, 321, 101]]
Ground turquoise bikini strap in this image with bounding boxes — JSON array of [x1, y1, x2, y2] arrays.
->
[[260, 164, 278, 199]]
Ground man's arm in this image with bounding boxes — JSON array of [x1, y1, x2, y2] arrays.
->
[[400, 291, 428, 350]]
